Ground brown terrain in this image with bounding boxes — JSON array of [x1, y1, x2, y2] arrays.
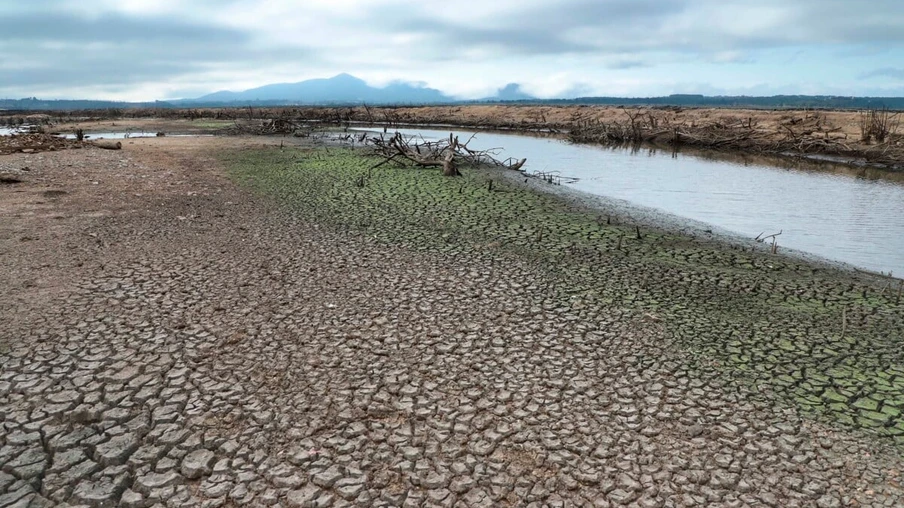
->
[[4, 104, 903, 167], [13, 104, 903, 171], [1, 120, 903, 507], [347, 105, 903, 167]]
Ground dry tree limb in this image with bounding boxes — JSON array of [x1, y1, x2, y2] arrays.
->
[[755, 230, 782, 243], [367, 131, 527, 176]]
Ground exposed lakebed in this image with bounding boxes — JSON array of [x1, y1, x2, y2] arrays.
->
[[363, 127, 904, 276]]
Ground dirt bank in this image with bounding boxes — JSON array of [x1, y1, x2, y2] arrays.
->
[[366, 106, 903, 168], [31, 104, 903, 169], [2, 135, 904, 506], [6, 104, 902, 170]]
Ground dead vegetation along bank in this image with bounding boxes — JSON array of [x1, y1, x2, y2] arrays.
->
[[7, 104, 903, 166], [567, 108, 903, 167], [367, 131, 527, 177], [0, 133, 123, 155]]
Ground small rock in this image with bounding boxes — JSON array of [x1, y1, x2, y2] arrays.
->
[[181, 449, 216, 479], [135, 471, 182, 493], [286, 485, 320, 507], [312, 465, 343, 488], [94, 433, 139, 466], [120, 489, 144, 508], [71, 478, 124, 507]]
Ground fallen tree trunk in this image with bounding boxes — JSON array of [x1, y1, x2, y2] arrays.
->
[[92, 140, 122, 150], [442, 150, 458, 176]]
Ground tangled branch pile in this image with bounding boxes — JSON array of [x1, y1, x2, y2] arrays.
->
[[569, 108, 904, 165], [222, 117, 314, 136], [367, 132, 527, 176], [0, 133, 84, 155], [860, 108, 900, 144]]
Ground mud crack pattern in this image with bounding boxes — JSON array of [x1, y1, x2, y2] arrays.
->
[[2, 140, 903, 507]]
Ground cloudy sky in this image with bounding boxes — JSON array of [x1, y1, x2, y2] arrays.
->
[[2, 0, 903, 100]]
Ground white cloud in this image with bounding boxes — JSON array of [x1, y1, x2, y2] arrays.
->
[[1, 0, 903, 100]]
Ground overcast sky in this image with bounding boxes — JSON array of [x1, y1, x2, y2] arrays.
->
[[2, 0, 903, 100]]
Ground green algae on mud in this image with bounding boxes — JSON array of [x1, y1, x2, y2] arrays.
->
[[222, 145, 904, 444]]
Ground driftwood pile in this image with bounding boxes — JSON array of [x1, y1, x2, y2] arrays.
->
[[0, 134, 82, 155], [0, 134, 123, 155], [223, 118, 313, 136], [569, 108, 904, 165], [367, 132, 526, 176]]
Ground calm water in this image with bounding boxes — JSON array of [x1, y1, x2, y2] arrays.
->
[[361, 128, 904, 275], [58, 132, 211, 139], [0, 130, 167, 139], [62, 132, 160, 139]]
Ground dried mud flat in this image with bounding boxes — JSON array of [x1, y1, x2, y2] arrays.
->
[[2, 135, 904, 508]]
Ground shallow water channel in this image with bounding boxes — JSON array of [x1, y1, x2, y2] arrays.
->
[[61, 132, 161, 139], [362, 127, 904, 276]]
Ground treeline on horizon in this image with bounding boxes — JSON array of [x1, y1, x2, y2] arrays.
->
[[2, 94, 903, 112]]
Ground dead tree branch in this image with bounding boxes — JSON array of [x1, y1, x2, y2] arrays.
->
[[367, 131, 527, 176]]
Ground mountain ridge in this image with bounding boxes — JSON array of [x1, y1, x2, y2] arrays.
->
[[2, 73, 904, 111], [192, 73, 458, 104]]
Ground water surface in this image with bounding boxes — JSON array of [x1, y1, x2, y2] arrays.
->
[[62, 132, 161, 139]]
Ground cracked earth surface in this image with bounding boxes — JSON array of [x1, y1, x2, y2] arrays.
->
[[2, 136, 904, 507]]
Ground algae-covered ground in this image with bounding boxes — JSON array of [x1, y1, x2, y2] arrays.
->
[[224, 145, 904, 443]]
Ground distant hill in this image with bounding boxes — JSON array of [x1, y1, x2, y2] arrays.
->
[[533, 94, 904, 110], [490, 83, 535, 101], [2, 77, 904, 111], [0, 97, 172, 111], [188, 73, 453, 105]]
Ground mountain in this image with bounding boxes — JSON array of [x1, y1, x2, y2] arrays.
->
[[491, 83, 535, 101], [191, 73, 452, 105], [4, 80, 904, 110], [0, 97, 172, 111]]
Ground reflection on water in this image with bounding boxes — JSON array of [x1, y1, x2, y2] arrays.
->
[[2, 129, 209, 140], [61, 132, 160, 139], [363, 127, 904, 275], [55, 132, 209, 139]]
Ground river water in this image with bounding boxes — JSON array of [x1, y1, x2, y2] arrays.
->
[[359, 127, 904, 276]]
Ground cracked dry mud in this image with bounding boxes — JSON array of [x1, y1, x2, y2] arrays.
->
[[2, 135, 904, 507]]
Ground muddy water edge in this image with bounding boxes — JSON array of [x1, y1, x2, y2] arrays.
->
[[368, 127, 904, 277]]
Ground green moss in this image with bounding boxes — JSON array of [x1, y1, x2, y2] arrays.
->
[[822, 389, 849, 404], [859, 411, 889, 424], [853, 398, 879, 411]]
